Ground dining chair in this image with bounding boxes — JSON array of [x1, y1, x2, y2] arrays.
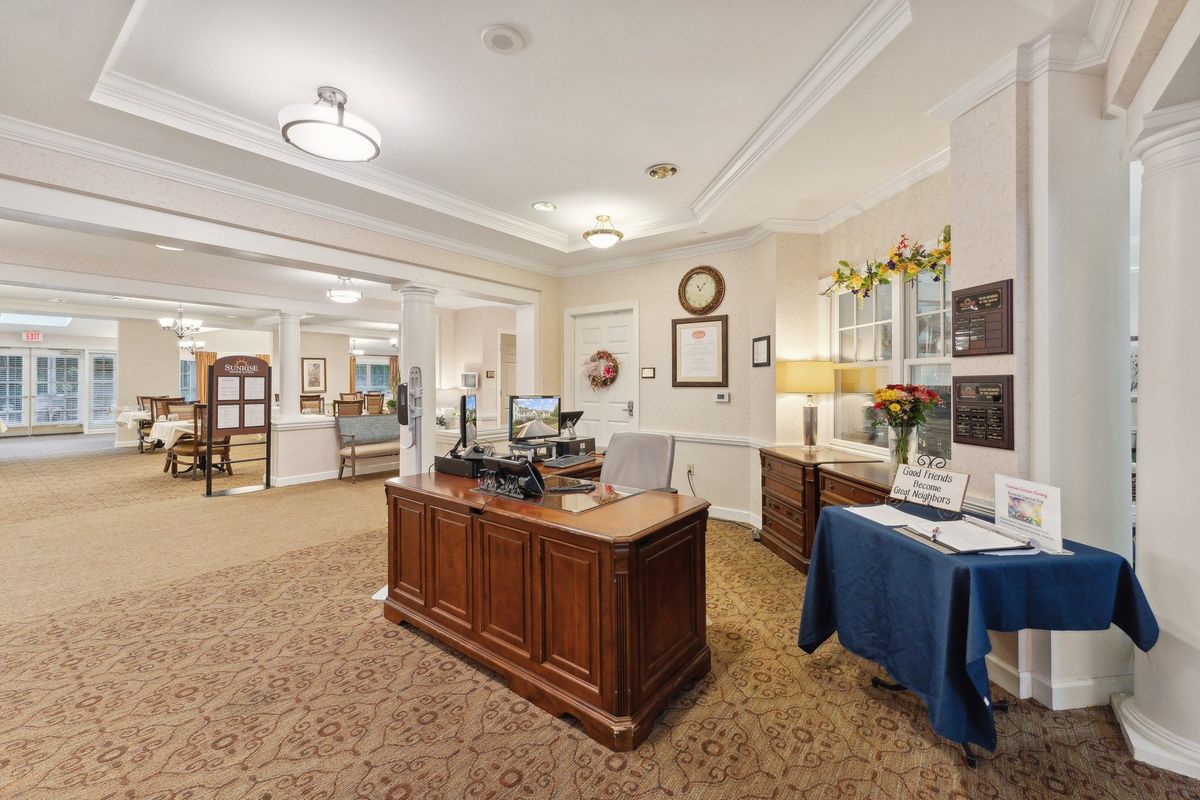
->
[[145, 397, 183, 454], [167, 403, 233, 480], [340, 392, 364, 401], [136, 395, 165, 453], [300, 398, 323, 414], [333, 399, 364, 416], [364, 392, 384, 415]]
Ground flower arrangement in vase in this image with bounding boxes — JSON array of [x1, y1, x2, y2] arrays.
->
[[871, 384, 945, 467]]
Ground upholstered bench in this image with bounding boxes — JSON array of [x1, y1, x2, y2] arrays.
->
[[334, 414, 403, 482]]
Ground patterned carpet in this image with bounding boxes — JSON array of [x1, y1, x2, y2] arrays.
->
[[2, 515, 1197, 798]]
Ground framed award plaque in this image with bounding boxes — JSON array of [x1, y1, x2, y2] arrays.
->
[[952, 280, 1013, 356], [952, 375, 1014, 450]]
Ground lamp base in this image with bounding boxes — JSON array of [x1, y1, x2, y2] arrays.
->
[[802, 396, 818, 449]]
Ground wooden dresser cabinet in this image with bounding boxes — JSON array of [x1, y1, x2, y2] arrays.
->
[[758, 447, 880, 573], [818, 461, 894, 509]]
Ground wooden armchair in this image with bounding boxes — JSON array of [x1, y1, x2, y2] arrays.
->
[[135, 394, 165, 453], [363, 392, 384, 415], [300, 398, 324, 414], [145, 397, 183, 453], [340, 392, 364, 401], [333, 399, 363, 416], [166, 403, 232, 480]]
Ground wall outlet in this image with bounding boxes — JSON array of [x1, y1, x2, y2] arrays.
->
[[715, 391, 731, 403], [686, 463, 695, 475]]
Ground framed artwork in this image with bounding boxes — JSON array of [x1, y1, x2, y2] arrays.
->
[[641, 367, 656, 379], [486, 370, 496, 379], [301, 357, 327, 393], [672, 315, 728, 387], [752, 335, 771, 367]]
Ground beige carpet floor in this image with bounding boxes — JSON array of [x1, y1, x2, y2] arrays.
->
[[1, 434, 1197, 799]]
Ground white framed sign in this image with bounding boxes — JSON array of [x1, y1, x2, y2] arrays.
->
[[890, 464, 970, 512], [994, 474, 1064, 552]]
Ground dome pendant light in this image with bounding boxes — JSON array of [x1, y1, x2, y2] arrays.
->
[[327, 276, 363, 304], [279, 86, 382, 162], [582, 215, 624, 249]]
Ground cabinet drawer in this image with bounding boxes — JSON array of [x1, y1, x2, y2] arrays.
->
[[763, 476, 804, 506], [761, 512, 803, 550], [762, 494, 804, 529], [760, 455, 806, 489], [819, 474, 888, 505]]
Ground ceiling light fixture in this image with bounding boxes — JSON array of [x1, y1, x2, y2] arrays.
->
[[582, 215, 624, 249], [326, 276, 363, 304], [531, 201, 557, 212], [158, 304, 202, 339], [646, 163, 678, 179], [155, 244, 185, 252], [481, 25, 525, 54], [279, 86, 381, 163], [179, 338, 206, 355], [47, 298, 65, 303], [349, 338, 365, 357]]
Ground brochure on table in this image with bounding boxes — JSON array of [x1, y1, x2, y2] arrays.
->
[[994, 474, 1064, 553]]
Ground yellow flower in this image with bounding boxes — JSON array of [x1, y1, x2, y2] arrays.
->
[[889, 403, 901, 413], [906, 264, 919, 275], [850, 274, 863, 289], [831, 271, 840, 282]]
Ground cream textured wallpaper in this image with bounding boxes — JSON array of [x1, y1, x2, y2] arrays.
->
[[115, 319, 182, 446]]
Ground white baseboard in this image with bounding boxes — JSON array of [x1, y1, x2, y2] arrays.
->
[[1031, 671, 1133, 710], [985, 653, 1031, 698], [114, 439, 139, 448], [709, 505, 756, 525], [272, 460, 398, 487], [1113, 692, 1200, 779]]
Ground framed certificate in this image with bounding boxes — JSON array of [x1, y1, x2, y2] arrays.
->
[[672, 315, 728, 387]]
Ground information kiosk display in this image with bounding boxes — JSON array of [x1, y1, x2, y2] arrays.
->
[[205, 355, 272, 497]]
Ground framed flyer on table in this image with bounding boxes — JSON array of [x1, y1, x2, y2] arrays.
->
[[672, 315, 728, 387]]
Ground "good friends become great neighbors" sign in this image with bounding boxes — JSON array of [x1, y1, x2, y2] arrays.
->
[[889, 465, 970, 512]]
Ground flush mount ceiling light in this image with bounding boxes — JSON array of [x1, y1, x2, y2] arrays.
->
[[481, 24, 525, 54], [646, 163, 678, 179], [155, 243, 185, 252], [279, 86, 381, 162], [531, 201, 557, 212], [327, 276, 363, 304], [582, 215, 624, 249], [159, 304, 202, 339]]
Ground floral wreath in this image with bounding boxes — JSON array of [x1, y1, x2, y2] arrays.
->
[[583, 349, 620, 391], [821, 225, 951, 305]]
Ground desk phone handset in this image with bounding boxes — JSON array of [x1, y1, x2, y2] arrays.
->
[[480, 456, 544, 498]]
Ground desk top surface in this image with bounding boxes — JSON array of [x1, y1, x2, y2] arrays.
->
[[760, 445, 882, 468], [818, 459, 896, 489], [386, 470, 709, 543]]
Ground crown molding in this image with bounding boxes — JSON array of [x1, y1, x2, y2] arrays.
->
[[928, 33, 1100, 121], [91, 72, 572, 252], [690, 0, 912, 221], [816, 146, 950, 232], [1076, 0, 1132, 72], [558, 223, 782, 277], [0, 114, 561, 277]]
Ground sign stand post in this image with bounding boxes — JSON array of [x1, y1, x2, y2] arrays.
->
[[204, 355, 273, 497]]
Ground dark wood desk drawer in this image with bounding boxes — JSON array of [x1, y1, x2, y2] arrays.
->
[[760, 512, 806, 569], [763, 476, 804, 506], [760, 455, 806, 490], [820, 474, 888, 505], [763, 493, 804, 529]]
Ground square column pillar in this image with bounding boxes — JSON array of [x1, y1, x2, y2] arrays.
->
[[399, 286, 438, 475]]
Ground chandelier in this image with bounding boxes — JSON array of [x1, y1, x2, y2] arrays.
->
[[179, 338, 206, 355], [349, 338, 364, 357], [279, 86, 381, 163], [582, 214, 624, 249], [159, 304, 202, 339]]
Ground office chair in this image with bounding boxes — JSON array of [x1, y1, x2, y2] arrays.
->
[[598, 432, 676, 492]]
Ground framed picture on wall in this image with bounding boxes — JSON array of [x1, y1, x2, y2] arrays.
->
[[752, 335, 771, 367], [301, 357, 327, 393], [672, 315, 728, 387]]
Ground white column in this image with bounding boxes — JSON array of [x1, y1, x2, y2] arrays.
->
[[514, 303, 538, 394], [399, 286, 437, 476], [1025, 68, 1134, 710], [277, 312, 302, 418], [1113, 115, 1200, 779]]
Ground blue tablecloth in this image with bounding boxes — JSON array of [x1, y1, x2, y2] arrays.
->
[[797, 503, 1158, 751]]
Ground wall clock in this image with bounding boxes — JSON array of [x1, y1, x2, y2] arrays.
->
[[678, 265, 725, 315]]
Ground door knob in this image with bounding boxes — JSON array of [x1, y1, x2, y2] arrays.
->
[[625, 400, 634, 417]]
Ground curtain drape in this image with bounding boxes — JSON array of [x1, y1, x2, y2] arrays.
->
[[389, 355, 399, 391], [194, 351, 217, 403], [348, 355, 357, 395]]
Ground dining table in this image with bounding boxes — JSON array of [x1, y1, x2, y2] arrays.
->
[[149, 419, 194, 450], [116, 409, 151, 430]]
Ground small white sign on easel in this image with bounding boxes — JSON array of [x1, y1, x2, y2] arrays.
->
[[994, 474, 1065, 553], [890, 464, 970, 513]]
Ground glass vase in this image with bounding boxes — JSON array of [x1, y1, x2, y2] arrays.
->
[[889, 426, 916, 468]]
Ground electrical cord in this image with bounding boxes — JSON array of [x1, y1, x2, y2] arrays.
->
[[687, 468, 697, 496]]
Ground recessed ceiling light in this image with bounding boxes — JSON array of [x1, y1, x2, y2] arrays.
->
[[225, 315, 238, 319], [531, 201, 557, 212], [155, 244, 185, 252], [481, 24, 525, 54], [47, 298, 65, 303], [646, 163, 679, 179]]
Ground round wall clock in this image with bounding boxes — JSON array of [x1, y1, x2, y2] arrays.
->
[[678, 265, 725, 315]]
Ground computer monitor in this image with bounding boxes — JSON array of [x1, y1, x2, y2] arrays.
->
[[508, 395, 561, 442], [559, 410, 584, 438], [459, 394, 477, 449]]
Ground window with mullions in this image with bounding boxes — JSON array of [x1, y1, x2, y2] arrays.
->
[[180, 360, 196, 403], [831, 265, 953, 459], [355, 361, 392, 395]]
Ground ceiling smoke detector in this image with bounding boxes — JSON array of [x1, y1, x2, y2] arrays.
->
[[646, 163, 678, 180], [481, 25, 525, 54]]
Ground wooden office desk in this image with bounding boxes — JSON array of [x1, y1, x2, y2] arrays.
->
[[383, 470, 710, 751]]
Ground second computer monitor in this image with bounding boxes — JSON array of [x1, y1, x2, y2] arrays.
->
[[508, 395, 561, 442], [460, 394, 477, 448]]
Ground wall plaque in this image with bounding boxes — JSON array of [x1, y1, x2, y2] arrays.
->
[[952, 279, 1012, 356], [952, 374, 1013, 450]]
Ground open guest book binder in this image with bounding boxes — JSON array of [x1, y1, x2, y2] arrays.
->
[[899, 518, 1035, 554]]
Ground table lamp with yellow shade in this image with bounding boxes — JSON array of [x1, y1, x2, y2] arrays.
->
[[777, 360, 835, 449]]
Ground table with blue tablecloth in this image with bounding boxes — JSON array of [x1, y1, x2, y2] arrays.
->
[[798, 503, 1158, 754]]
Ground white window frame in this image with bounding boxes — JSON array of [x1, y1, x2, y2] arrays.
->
[[180, 357, 196, 403], [827, 241, 952, 460], [354, 356, 392, 396], [88, 350, 118, 430]]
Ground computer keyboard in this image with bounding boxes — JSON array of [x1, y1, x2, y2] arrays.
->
[[543, 454, 594, 469]]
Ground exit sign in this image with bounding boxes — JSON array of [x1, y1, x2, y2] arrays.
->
[[22, 330, 43, 343]]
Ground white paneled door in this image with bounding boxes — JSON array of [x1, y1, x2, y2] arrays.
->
[[572, 309, 637, 447]]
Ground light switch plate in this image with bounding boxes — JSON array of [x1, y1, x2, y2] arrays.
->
[[715, 391, 731, 403]]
